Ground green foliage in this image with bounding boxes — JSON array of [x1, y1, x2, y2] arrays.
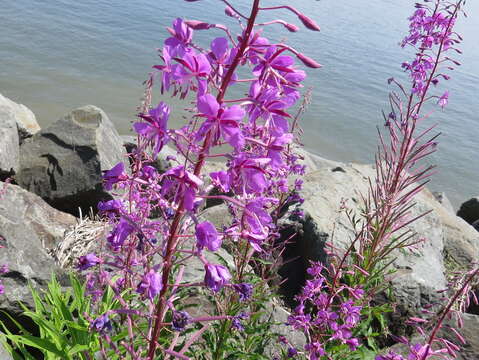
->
[[0, 272, 117, 360]]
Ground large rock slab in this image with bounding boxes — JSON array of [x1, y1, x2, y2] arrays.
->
[[0, 182, 75, 316], [16, 105, 127, 216], [0, 94, 40, 143], [457, 197, 479, 226], [278, 153, 479, 319], [0, 98, 20, 180]]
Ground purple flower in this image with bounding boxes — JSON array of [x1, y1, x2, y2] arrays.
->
[[195, 221, 221, 252], [107, 218, 135, 250], [376, 352, 405, 360], [266, 133, 294, 168], [233, 283, 253, 301], [346, 338, 360, 351], [163, 165, 203, 211], [241, 198, 274, 250], [438, 91, 449, 108], [210, 170, 231, 193], [204, 263, 231, 292], [340, 300, 362, 326], [196, 94, 245, 151], [165, 18, 193, 57], [0, 284, 4, 295], [90, 314, 112, 334], [230, 156, 270, 195], [304, 342, 325, 360], [172, 310, 191, 332], [97, 199, 123, 218], [136, 269, 162, 300], [173, 50, 211, 97], [287, 347, 298, 358], [0, 264, 8, 274], [231, 312, 248, 331], [77, 253, 101, 271], [134, 102, 170, 157], [102, 162, 127, 191]]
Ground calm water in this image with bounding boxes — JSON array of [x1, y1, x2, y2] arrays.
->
[[1, 0, 478, 207]]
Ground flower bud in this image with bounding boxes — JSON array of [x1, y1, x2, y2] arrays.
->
[[284, 23, 300, 32], [297, 13, 320, 31], [185, 20, 212, 30], [225, 6, 235, 17], [296, 53, 322, 68]]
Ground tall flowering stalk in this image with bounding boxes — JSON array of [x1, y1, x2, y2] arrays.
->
[[80, 1, 321, 358], [354, 0, 465, 276], [288, 1, 469, 359]]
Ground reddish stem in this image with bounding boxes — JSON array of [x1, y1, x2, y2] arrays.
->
[[146, 1, 261, 358]]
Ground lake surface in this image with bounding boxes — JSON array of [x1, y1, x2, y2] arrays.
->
[[1, 0, 478, 207]]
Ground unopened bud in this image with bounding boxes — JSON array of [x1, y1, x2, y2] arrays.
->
[[225, 6, 235, 17], [297, 13, 320, 31], [284, 23, 300, 32], [296, 53, 322, 68], [185, 20, 211, 30]]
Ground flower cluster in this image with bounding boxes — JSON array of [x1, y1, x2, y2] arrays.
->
[[400, 0, 463, 102], [78, 1, 321, 357], [288, 262, 364, 358]]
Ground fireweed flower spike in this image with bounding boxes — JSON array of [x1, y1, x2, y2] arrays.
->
[[204, 263, 232, 292], [89, 0, 321, 358]]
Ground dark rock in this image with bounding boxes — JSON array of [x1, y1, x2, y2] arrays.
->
[[16, 105, 127, 216], [457, 197, 479, 225], [0, 97, 20, 180], [472, 220, 479, 232], [0, 182, 74, 317]]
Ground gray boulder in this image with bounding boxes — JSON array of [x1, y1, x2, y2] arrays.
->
[[0, 343, 13, 360], [0, 98, 20, 180], [0, 182, 75, 316], [279, 153, 479, 319], [0, 94, 40, 143], [16, 105, 127, 216], [457, 197, 479, 225], [433, 191, 455, 214]]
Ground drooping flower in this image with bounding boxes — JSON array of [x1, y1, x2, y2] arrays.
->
[[97, 199, 123, 218], [233, 283, 253, 301], [134, 102, 170, 157], [172, 310, 191, 332], [136, 269, 162, 300], [231, 312, 248, 331], [77, 253, 102, 271], [204, 263, 231, 292], [195, 221, 221, 252], [90, 314, 113, 334]]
